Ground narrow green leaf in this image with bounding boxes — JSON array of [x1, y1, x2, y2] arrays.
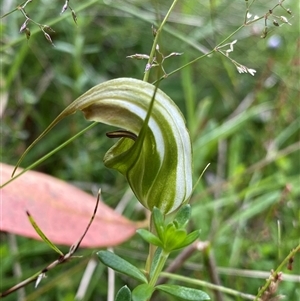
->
[[132, 283, 155, 301], [156, 284, 210, 300], [115, 285, 131, 301], [174, 204, 191, 229], [26, 211, 64, 256], [136, 229, 163, 247], [97, 250, 147, 283]]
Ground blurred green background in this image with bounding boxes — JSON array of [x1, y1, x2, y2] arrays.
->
[[1, 0, 299, 300]]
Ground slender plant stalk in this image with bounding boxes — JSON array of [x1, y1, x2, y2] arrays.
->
[[160, 272, 258, 300], [0, 1, 27, 18], [254, 244, 300, 301], [145, 213, 157, 275], [142, 0, 179, 284], [141, 4, 195, 300], [143, 0, 179, 82], [1, 122, 98, 188]]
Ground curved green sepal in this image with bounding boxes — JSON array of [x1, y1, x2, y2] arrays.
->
[[174, 204, 191, 229], [156, 284, 210, 300], [15, 78, 192, 214], [97, 250, 147, 283]]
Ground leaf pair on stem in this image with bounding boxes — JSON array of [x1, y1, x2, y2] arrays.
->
[[98, 205, 209, 301]]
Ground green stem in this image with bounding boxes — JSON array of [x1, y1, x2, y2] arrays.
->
[[149, 250, 169, 287], [0, 1, 27, 19], [153, 51, 213, 84], [143, 0, 179, 82], [1, 122, 98, 188], [153, 25, 247, 84], [145, 213, 156, 276], [160, 272, 257, 300], [254, 243, 300, 301], [154, 18, 265, 85], [214, 25, 244, 49], [143, 0, 178, 289]]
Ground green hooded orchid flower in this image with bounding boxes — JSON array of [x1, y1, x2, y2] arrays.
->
[[15, 78, 192, 214]]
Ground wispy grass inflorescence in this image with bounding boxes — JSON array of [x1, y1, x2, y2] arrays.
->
[[13, 0, 78, 45], [212, 0, 293, 76], [17, 1, 55, 45], [127, 42, 183, 77], [61, 0, 77, 25], [215, 40, 257, 76], [244, 0, 293, 38]]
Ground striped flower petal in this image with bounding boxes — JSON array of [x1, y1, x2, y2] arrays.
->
[[18, 78, 193, 214]]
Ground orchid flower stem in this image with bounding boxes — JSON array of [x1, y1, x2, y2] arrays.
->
[[143, 0, 179, 82], [143, 0, 178, 279], [146, 213, 156, 275]]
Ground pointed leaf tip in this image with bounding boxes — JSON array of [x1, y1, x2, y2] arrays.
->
[[115, 286, 131, 301]]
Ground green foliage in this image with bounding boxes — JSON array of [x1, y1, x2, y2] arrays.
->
[[137, 206, 199, 252], [1, 0, 299, 300], [97, 251, 147, 284], [97, 205, 202, 299]]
